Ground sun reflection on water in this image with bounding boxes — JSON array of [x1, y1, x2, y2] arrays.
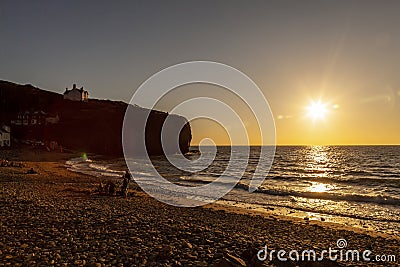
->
[[303, 146, 332, 179], [309, 182, 334, 193], [303, 147, 338, 192]]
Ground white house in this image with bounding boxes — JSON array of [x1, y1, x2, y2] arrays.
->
[[63, 84, 89, 102], [31, 111, 47, 125], [11, 111, 47, 126], [0, 125, 11, 148]]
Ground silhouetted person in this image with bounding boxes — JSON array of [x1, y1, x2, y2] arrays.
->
[[106, 181, 116, 196], [124, 170, 132, 182], [121, 178, 128, 198]]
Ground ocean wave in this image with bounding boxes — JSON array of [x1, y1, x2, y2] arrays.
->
[[66, 157, 125, 179], [254, 187, 400, 206], [65, 156, 92, 165], [88, 163, 125, 175], [264, 175, 400, 187], [177, 174, 400, 206], [222, 199, 400, 223]]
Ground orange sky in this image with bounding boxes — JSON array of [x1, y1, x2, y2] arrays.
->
[[2, 1, 399, 145], [157, 83, 400, 146]]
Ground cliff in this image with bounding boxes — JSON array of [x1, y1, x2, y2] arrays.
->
[[0, 80, 192, 155]]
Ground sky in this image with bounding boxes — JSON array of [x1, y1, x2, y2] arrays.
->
[[1, 0, 399, 145]]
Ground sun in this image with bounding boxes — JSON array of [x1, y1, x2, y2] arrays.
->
[[306, 100, 328, 121]]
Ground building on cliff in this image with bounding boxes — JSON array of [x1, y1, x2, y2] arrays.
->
[[63, 84, 89, 102], [0, 125, 11, 147], [11, 110, 47, 126]]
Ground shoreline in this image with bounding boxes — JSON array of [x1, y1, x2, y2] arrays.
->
[[46, 156, 400, 241], [1, 150, 399, 266], [62, 151, 400, 240], [207, 201, 399, 242]]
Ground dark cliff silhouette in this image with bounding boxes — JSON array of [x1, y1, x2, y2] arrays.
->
[[0, 80, 192, 156]]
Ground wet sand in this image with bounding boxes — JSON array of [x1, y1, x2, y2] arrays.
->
[[0, 149, 399, 266]]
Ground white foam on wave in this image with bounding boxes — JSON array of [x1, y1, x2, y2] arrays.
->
[[66, 156, 125, 179]]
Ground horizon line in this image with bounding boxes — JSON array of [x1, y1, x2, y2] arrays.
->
[[191, 144, 400, 147]]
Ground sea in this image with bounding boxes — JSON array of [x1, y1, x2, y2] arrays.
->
[[66, 146, 400, 236]]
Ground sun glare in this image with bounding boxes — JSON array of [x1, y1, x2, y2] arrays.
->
[[309, 182, 335, 193], [306, 100, 328, 121]]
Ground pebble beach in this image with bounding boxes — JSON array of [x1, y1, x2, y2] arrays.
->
[[0, 151, 399, 267]]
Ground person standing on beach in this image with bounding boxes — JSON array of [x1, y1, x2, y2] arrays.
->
[[121, 170, 131, 198], [121, 177, 128, 198], [124, 170, 132, 182], [106, 181, 116, 196]]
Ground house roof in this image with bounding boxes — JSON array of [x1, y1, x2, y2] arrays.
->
[[19, 110, 47, 115], [64, 88, 88, 94]]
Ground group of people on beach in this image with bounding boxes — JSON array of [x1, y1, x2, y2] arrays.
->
[[97, 170, 132, 198], [0, 159, 23, 167]]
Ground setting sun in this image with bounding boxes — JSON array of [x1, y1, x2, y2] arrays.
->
[[306, 100, 328, 121]]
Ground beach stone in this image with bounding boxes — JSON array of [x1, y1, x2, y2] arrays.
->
[[184, 241, 193, 249], [187, 254, 197, 260], [213, 254, 247, 267], [156, 245, 174, 260]]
